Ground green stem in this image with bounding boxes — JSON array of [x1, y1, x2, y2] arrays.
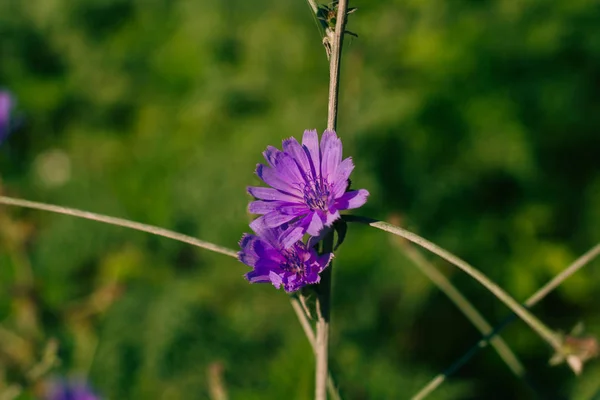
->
[[343, 215, 564, 353]]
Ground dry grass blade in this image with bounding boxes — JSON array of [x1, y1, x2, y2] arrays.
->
[[392, 235, 525, 378], [344, 215, 565, 358], [412, 243, 600, 399]]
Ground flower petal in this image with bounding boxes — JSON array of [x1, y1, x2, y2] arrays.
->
[[278, 223, 306, 249], [317, 253, 334, 273], [301, 271, 321, 286], [332, 157, 354, 197], [325, 210, 340, 226], [334, 189, 369, 210], [247, 220, 279, 245], [263, 145, 283, 168], [283, 136, 313, 180], [251, 212, 297, 231], [272, 152, 305, 185], [302, 129, 321, 180], [307, 226, 333, 249], [247, 186, 301, 202], [283, 274, 305, 293], [256, 164, 302, 196], [278, 203, 310, 216], [305, 212, 324, 236], [248, 200, 286, 215], [263, 212, 298, 227], [269, 271, 284, 289], [320, 130, 342, 181], [245, 270, 271, 283], [239, 233, 285, 268], [238, 234, 259, 266], [254, 257, 284, 270], [252, 236, 284, 262]]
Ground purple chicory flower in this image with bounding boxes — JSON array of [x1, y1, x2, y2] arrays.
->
[[248, 129, 369, 248], [0, 91, 13, 143], [46, 378, 100, 400], [238, 224, 333, 293]]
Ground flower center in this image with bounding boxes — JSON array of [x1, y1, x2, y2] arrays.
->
[[303, 180, 331, 211], [281, 247, 305, 274]]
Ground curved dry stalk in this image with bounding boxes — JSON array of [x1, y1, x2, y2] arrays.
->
[[412, 242, 600, 399], [305, 0, 318, 14], [525, 243, 600, 307], [0, 196, 237, 258], [395, 240, 525, 378], [343, 215, 564, 356]]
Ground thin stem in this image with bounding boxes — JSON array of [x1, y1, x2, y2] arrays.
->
[[291, 297, 342, 400], [315, 284, 331, 400], [207, 362, 228, 400], [326, 0, 348, 131], [396, 240, 525, 379], [315, 233, 334, 400], [344, 215, 564, 354], [310, 0, 349, 398], [291, 297, 316, 349], [412, 242, 600, 400], [525, 243, 600, 307], [305, 0, 318, 15], [314, 314, 329, 400], [0, 196, 237, 258]]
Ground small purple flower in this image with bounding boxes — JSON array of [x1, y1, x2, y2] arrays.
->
[[46, 378, 100, 400], [239, 224, 333, 293], [248, 129, 369, 248], [0, 91, 13, 143]]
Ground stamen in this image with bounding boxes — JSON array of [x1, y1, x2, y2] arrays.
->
[[303, 180, 331, 211], [281, 244, 312, 277], [282, 247, 304, 273]]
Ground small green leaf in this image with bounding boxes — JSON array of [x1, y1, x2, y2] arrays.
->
[[333, 219, 347, 251]]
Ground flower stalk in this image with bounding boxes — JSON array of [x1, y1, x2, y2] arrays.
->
[[314, 1, 349, 399], [326, 0, 348, 132], [315, 232, 334, 400]]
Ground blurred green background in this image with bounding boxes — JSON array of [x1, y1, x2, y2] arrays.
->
[[1, 0, 600, 398]]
